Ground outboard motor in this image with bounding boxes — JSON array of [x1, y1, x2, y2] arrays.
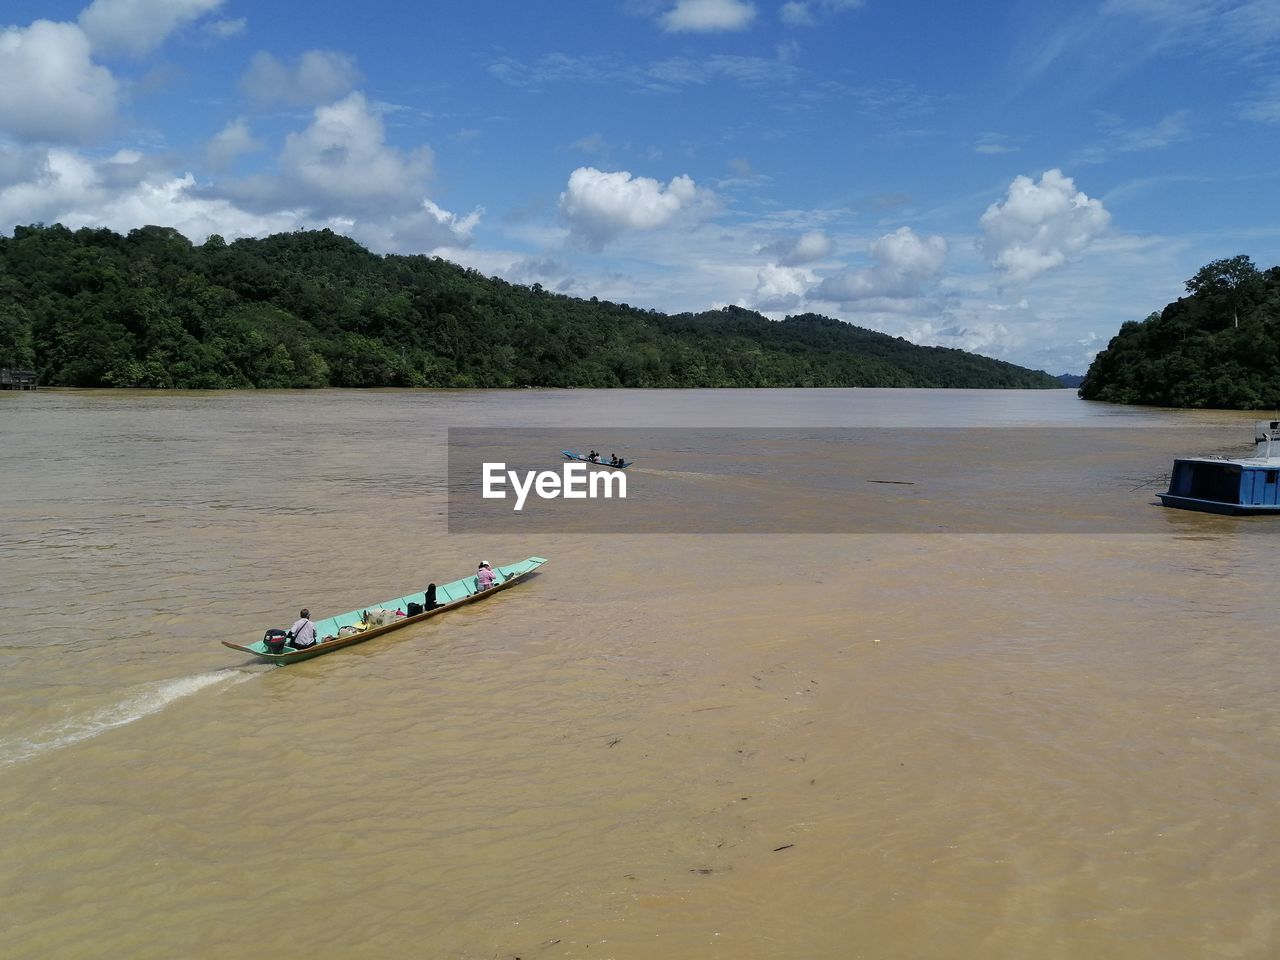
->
[[263, 628, 289, 654]]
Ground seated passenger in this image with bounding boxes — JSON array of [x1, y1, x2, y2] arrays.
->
[[288, 608, 318, 648], [424, 583, 439, 610], [476, 561, 497, 590]]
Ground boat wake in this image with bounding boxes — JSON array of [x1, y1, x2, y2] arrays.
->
[[0, 671, 252, 768], [638, 467, 738, 482]]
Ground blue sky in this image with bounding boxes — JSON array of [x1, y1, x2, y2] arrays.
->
[[3, 0, 1279, 374]]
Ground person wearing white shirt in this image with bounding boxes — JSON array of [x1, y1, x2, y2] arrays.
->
[[289, 609, 318, 648]]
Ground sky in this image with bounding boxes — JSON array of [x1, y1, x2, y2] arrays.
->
[[2, 1, 1280, 374]]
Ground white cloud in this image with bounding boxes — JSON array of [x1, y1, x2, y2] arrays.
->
[[979, 169, 1110, 283], [0, 21, 118, 143], [0, 146, 291, 241], [345, 200, 482, 254], [1114, 109, 1191, 150], [0, 148, 93, 225], [975, 132, 1019, 154], [204, 17, 245, 40], [661, 0, 757, 33], [277, 92, 434, 213], [188, 93, 477, 249], [0, 145, 48, 187], [241, 50, 362, 106], [1103, 0, 1280, 53], [759, 229, 833, 265], [780, 0, 864, 26], [1241, 78, 1280, 123], [647, 51, 795, 87], [1072, 111, 1192, 165], [752, 263, 814, 310], [78, 0, 224, 57], [0, 142, 478, 254], [559, 166, 713, 249], [816, 226, 947, 302], [205, 119, 260, 169], [900, 317, 1017, 359]]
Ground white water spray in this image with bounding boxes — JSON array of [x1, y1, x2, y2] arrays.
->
[[0, 671, 252, 768]]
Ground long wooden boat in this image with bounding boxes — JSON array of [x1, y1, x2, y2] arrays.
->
[[222, 557, 547, 664], [561, 450, 633, 469]]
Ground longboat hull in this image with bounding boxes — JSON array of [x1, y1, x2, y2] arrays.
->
[[222, 557, 547, 664], [561, 451, 633, 469], [1156, 493, 1280, 516]]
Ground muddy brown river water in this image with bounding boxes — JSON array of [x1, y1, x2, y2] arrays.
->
[[1, 388, 1276, 959]]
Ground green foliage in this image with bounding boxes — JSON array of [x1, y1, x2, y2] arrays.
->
[[0, 223, 1059, 389], [1079, 256, 1280, 409]]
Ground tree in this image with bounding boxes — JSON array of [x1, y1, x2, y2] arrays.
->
[[1185, 255, 1259, 297], [0, 222, 1061, 391], [1082, 255, 1280, 408]]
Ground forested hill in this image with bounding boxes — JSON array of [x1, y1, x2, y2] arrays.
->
[[1080, 256, 1280, 408], [0, 224, 1057, 390]]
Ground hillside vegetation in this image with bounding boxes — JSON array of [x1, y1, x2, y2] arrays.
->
[[0, 223, 1057, 390], [1080, 256, 1280, 408]]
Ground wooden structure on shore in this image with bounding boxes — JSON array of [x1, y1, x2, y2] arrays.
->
[[0, 369, 37, 389]]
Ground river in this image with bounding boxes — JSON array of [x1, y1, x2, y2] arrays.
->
[[0, 388, 1275, 959]]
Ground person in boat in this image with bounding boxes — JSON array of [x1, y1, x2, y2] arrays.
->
[[587, 450, 600, 463], [424, 583, 438, 610], [288, 608, 318, 648], [476, 561, 497, 590], [609, 453, 622, 467]]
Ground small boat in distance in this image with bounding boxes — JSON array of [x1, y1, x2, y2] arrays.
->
[[1158, 421, 1280, 515], [222, 557, 547, 664], [561, 450, 633, 469]]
